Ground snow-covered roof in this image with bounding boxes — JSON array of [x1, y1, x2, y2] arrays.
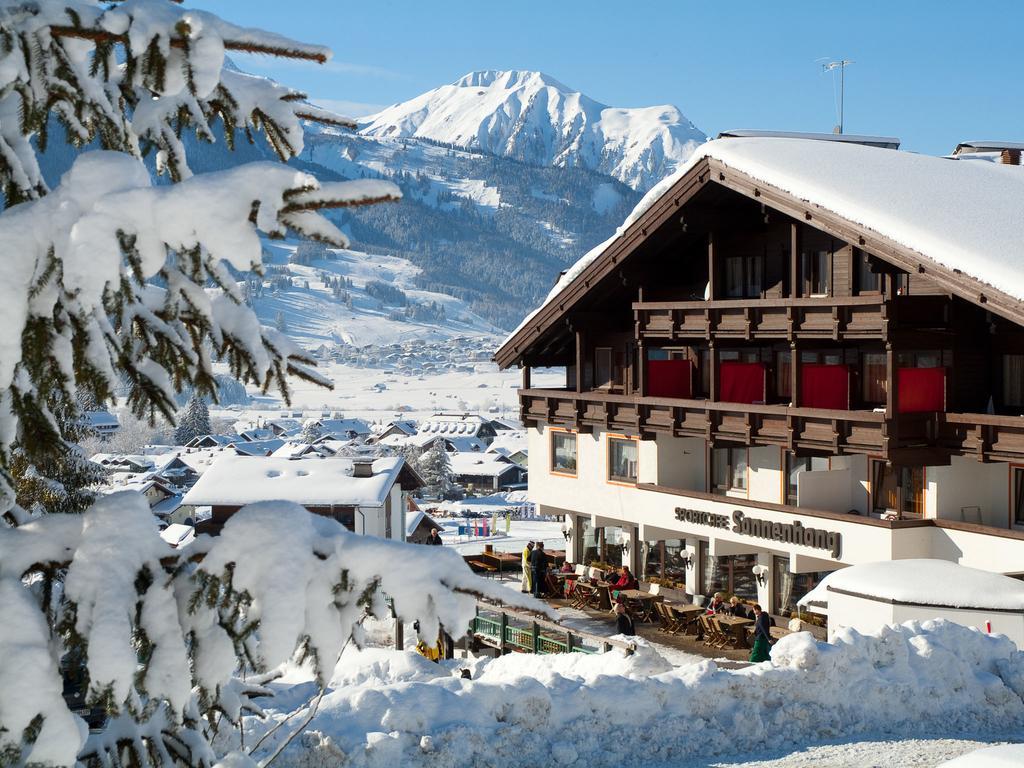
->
[[799, 559, 1024, 611], [159, 523, 195, 549], [315, 417, 371, 436], [486, 430, 528, 457], [185, 434, 237, 448], [183, 455, 405, 507], [232, 438, 285, 456], [449, 453, 518, 478], [502, 137, 1024, 353], [718, 129, 900, 149], [953, 140, 1024, 154], [938, 744, 1024, 767], [83, 410, 119, 428]]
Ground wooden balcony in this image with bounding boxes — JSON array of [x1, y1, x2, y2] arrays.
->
[[520, 387, 889, 455], [633, 294, 948, 342], [521, 388, 1024, 464]]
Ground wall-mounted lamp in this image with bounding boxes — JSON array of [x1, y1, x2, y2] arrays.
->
[[561, 522, 572, 541], [622, 538, 630, 555], [752, 564, 770, 588], [680, 554, 693, 570]]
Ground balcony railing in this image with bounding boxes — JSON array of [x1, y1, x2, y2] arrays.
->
[[520, 387, 1024, 462], [633, 294, 948, 342], [520, 387, 888, 455]]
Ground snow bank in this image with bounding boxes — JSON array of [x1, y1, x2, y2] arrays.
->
[[938, 743, 1024, 767], [252, 620, 1024, 768], [800, 559, 1024, 611]]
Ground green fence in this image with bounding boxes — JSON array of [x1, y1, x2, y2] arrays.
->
[[471, 603, 633, 656]]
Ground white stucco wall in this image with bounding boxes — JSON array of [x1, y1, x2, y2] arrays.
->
[[527, 425, 1024, 576], [928, 456, 1010, 528]]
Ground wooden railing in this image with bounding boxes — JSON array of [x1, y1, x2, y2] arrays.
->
[[471, 600, 635, 655], [520, 387, 1024, 462], [633, 294, 948, 342], [520, 387, 888, 455]]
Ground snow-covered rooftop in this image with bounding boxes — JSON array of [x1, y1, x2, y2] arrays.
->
[[800, 559, 1024, 611], [504, 137, 1024, 351], [717, 129, 900, 148], [449, 453, 517, 478], [183, 455, 404, 507]]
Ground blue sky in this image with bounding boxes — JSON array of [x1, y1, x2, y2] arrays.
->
[[193, 1, 1023, 156]]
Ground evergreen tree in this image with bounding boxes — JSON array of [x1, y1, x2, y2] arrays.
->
[[0, 5, 455, 766], [276, 310, 289, 333], [416, 441, 454, 499], [299, 419, 323, 444], [174, 393, 212, 445]]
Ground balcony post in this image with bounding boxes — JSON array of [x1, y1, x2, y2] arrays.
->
[[522, 364, 531, 391], [707, 231, 716, 300], [886, 342, 900, 446], [637, 340, 647, 397], [790, 222, 802, 298], [575, 329, 584, 393], [709, 342, 720, 402], [790, 342, 801, 407]]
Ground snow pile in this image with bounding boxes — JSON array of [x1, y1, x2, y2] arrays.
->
[[939, 743, 1024, 767], [251, 620, 1024, 767], [800, 559, 1024, 611], [360, 70, 706, 191]]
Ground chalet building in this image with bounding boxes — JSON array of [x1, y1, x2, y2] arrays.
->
[[496, 134, 1024, 618], [182, 455, 423, 538], [449, 453, 528, 492]]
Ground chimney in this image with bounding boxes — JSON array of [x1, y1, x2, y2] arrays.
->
[[352, 458, 375, 478], [1001, 148, 1021, 166]]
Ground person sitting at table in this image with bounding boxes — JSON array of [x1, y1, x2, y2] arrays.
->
[[728, 596, 749, 618], [749, 604, 774, 663], [560, 560, 575, 574], [608, 565, 638, 599], [614, 602, 636, 636], [706, 592, 726, 614]]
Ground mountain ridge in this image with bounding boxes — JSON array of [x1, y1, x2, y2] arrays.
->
[[358, 69, 706, 192]]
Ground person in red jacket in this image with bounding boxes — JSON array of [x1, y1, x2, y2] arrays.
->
[[609, 565, 638, 600]]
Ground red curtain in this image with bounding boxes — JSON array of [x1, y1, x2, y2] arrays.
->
[[720, 362, 766, 404], [801, 364, 850, 410], [647, 359, 692, 398], [898, 367, 946, 413]]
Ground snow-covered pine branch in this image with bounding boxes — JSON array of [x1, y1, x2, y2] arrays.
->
[[0, 495, 549, 765]]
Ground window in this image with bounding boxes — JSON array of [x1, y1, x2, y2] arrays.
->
[[802, 250, 831, 296], [871, 460, 924, 518], [856, 250, 880, 293], [701, 545, 758, 601], [723, 255, 763, 298], [785, 453, 829, 505], [594, 347, 613, 389], [1004, 355, 1024, 408], [712, 446, 747, 495], [608, 436, 638, 484], [776, 351, 792, 399], [550, 430, 577, 476], [862, 352, 887, 405], [1014, 469, 1024, 527], [725, 257, 745, 298], [773, 556, 831, 617]]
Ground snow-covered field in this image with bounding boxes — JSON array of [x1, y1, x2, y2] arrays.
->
[[236, 620, 1024, 768]]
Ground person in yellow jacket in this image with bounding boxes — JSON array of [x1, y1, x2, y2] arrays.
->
[[521, 542, 534, 593]]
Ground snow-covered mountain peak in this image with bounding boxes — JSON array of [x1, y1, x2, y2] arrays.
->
[[360, 69, 706, 191], [451, 69, 569, 91]]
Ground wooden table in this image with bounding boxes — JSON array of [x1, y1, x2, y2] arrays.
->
[[662, 603, 703, 634], [714, 615, 754, 648], [618, 589, 659, 622]]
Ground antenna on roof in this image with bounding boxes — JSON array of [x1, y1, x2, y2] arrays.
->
[[821, 59, 854, 134]]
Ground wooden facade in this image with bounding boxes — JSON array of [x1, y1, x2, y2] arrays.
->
[[498, 155, 1024, 468]]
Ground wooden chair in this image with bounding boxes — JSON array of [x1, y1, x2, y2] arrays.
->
[[669, 605, 695, 636], [653, 601, 674, 633]]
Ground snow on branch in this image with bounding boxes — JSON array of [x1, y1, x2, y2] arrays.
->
[[0, 495, 545, 765]]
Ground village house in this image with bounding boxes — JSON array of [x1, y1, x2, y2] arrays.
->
[[449, 452, 528, 493], [182, 455, 423, 538], [496, 133, 1024, 618]]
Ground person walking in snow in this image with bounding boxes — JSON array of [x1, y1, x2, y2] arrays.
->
[[529, 541, 548, 598], [521, 541, 534, 593], [749, 604, 774, 663]]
